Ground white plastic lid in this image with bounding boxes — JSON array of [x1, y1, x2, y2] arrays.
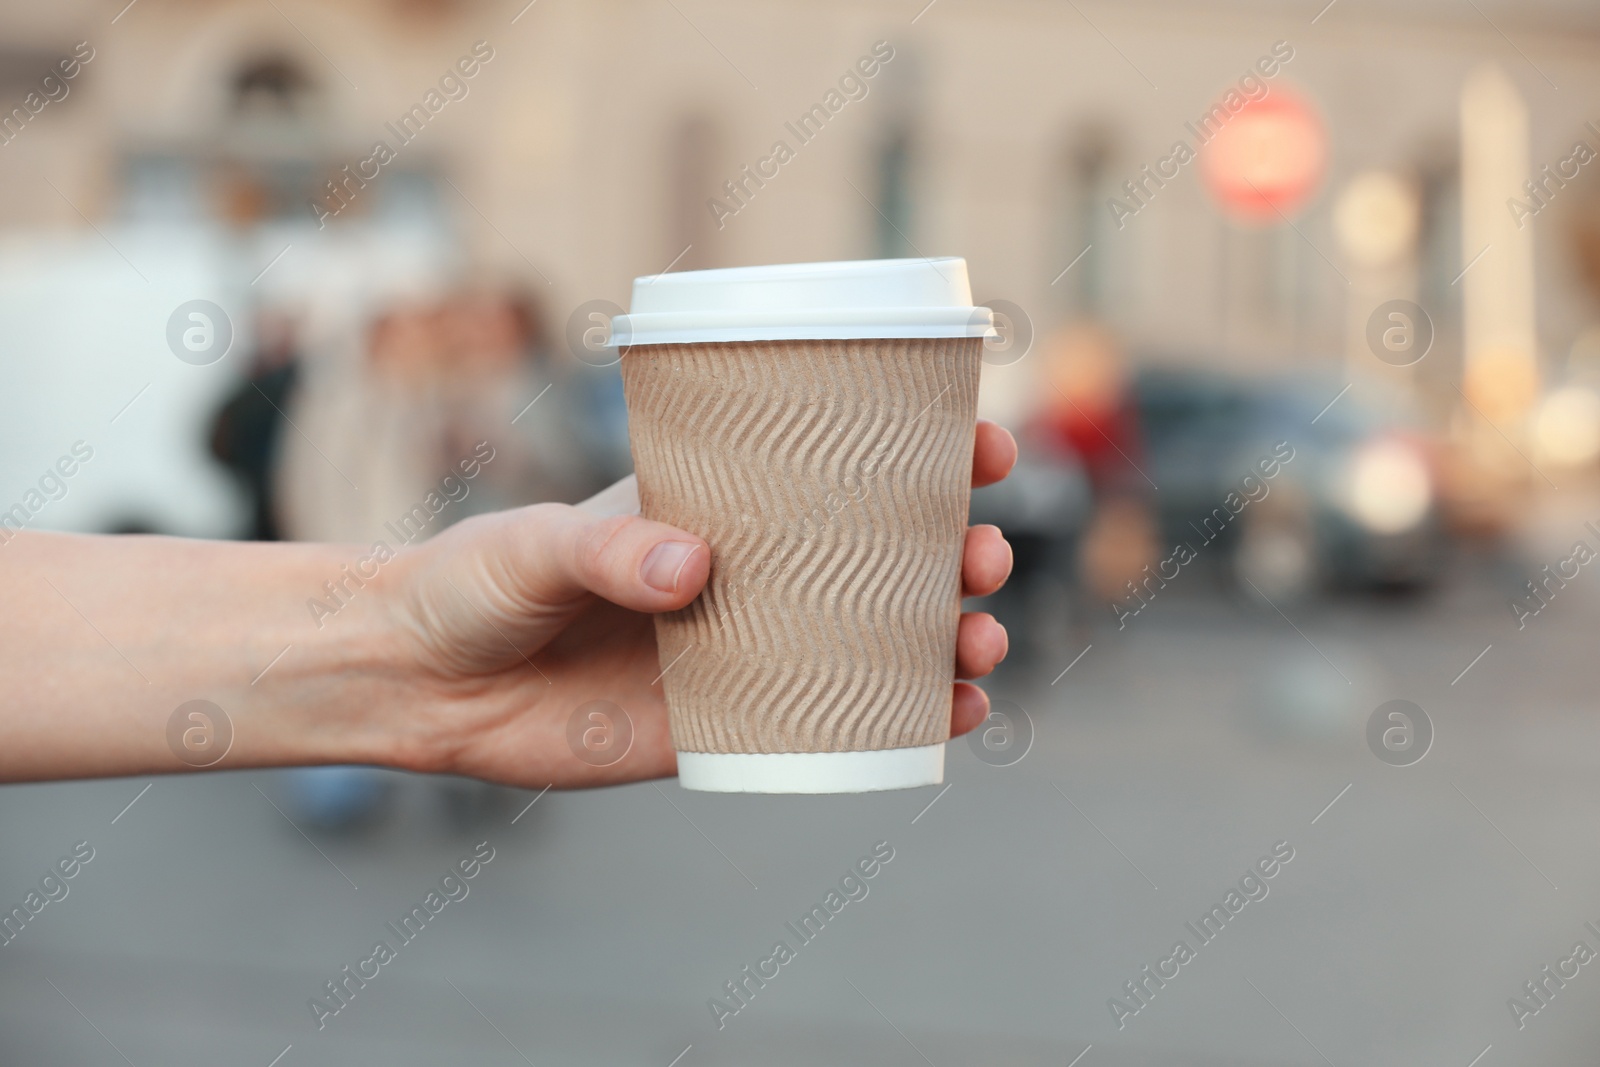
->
[[608, 257, 995, 346]]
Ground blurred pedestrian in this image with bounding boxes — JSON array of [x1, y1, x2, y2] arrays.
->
[[436, 284, 601, 516], [274, 302, 450, 545], [1029, 322, 1158, 605], [207, 307, 300, 541], [271, 300, 455, 829]]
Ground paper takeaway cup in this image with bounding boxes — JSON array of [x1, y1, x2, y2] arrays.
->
[[611, 258, 994, 793]]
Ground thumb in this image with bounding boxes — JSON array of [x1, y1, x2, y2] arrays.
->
[[502, 502, 711, 615]]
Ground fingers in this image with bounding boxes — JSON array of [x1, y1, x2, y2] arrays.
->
[[955, 611, 1007, 679], [500, 504, 711, 615], [961, 524, 1012, 597], [950, 682, 990, 738], [972, 419, 1018, 488]]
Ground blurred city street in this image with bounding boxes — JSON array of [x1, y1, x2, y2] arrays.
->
[[7, 519, 1600, 1065], [4, 0, 1600, 1062]]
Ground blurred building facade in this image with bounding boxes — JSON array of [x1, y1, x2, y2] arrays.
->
[[1, 0, 1599, 530]]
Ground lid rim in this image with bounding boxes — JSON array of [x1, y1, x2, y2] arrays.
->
[[609, 329, 996, 347], [633, 256, 967, 288], [613, 257, 993, 347], [607, 307, 996, 347]]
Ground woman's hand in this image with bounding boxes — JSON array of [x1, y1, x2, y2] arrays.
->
[[0, 423, 1014, 786], [389, 420, 1018, 789]]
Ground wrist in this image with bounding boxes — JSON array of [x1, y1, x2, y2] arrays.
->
[[231, 540, 433, 772]]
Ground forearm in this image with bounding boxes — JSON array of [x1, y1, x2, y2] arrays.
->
[[0, 531, 418, 781]]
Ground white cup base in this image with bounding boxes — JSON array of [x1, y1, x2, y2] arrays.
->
[[675, 744, 945, 794]]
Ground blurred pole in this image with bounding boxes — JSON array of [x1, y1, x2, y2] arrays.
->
[[1459, 64, 1539, 446], [1335, 170, 1421, 410]]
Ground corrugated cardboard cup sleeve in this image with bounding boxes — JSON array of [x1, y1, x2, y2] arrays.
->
[[620, 337, 982, 754]]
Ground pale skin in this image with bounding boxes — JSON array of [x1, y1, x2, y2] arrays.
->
[[0, 421, 1016, 787]]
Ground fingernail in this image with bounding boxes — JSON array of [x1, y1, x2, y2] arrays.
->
[[641, 541, 701, 593]]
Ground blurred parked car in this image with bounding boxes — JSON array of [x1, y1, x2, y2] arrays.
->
[[971, 444, 1091, 582], [1131, 367, 1447, 600], [969, 444, 1091, 647]]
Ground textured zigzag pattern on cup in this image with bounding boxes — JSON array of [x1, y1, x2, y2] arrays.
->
[[622, 337, 981, 754]]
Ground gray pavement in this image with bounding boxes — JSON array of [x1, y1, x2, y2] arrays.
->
[[4, 541, 1600, 1066]]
